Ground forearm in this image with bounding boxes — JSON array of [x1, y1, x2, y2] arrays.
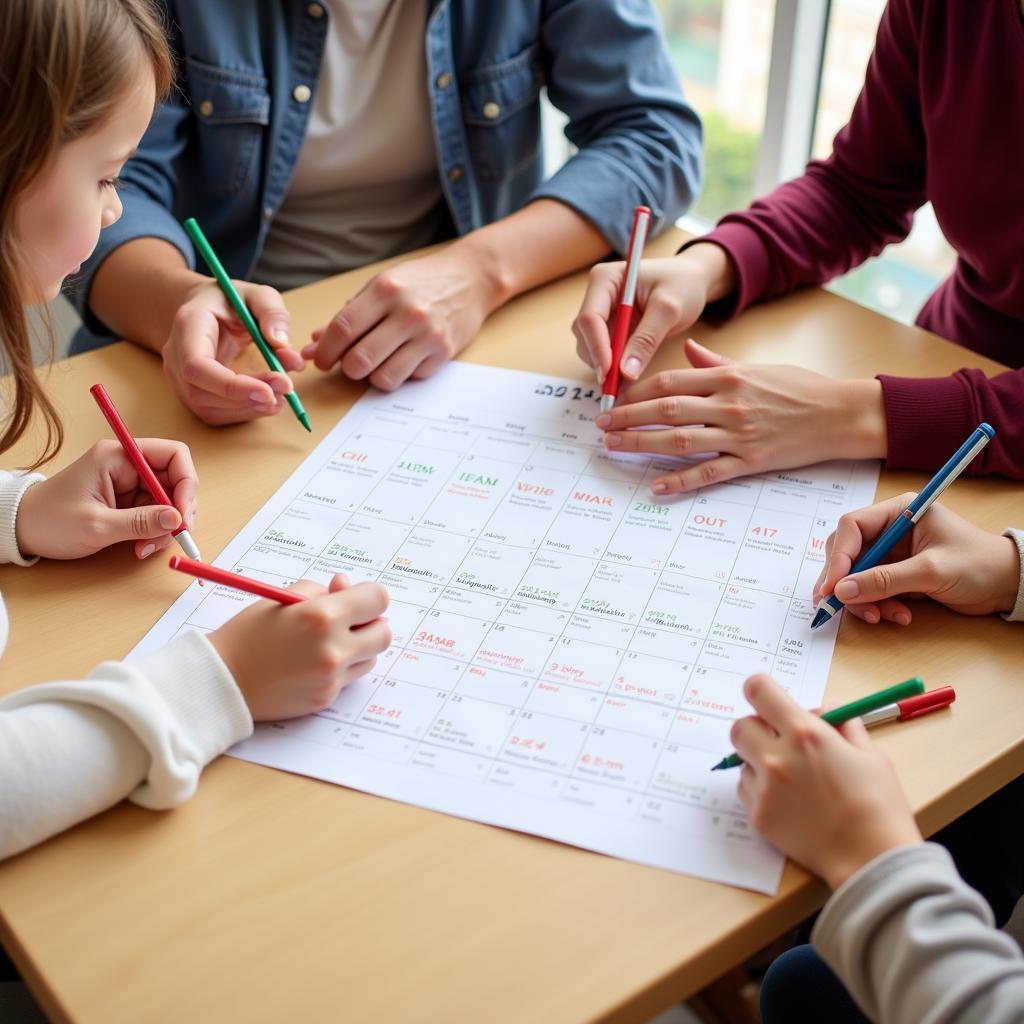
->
[[88, 239, 207, 354], [449, 199, 609, 312], [814, 843, 1024, 1024]]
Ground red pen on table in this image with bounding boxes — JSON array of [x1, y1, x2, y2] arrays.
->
[[169, 556, 305, 604], [860, 686, 956, 727], [90, 383, 202, 561], [600, 204, 652, 414]]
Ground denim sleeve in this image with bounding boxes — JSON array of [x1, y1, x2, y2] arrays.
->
[[71, 80, 196, 338], [531, 0, 703, 253]]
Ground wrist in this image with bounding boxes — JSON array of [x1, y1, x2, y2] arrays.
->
[[12, 478, 45, 560], [679, 242, 736, 303], [833, 379, 888, 460], [821, 829, 923, 891], [447, 230, 516, 313]]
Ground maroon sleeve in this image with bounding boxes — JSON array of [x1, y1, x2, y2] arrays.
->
[[880, 368, 1024, 478], [687, 0, 927, 320]]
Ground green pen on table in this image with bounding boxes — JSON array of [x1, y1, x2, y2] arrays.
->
[[183, 217, 311, 432], [710, 676, 925, 771]]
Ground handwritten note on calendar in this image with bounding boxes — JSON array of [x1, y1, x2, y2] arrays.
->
[[130, 362, 878, 892]]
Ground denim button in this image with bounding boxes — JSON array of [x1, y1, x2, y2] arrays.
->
[[198, 99, 214, 117], [292, 84, 312, 104], [482, 102, 501, 120], [435, 71, 452, 90], [447, 165, 464, 183], [307, 3, 324, 17]]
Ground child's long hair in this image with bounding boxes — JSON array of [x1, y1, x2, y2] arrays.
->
[[0, 0, 172, 467]]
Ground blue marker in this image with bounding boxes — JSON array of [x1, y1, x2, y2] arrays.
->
[[811, 423, 995, 630]]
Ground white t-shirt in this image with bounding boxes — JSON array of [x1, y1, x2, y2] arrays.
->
[[255, 0, 445, 290]]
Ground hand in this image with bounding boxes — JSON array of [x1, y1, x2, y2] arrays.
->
[[573, 243, 734, 383], [814, 495, 1022, 625], [210, 575, 391, 721], [302, 245, 501, 391], [733, 674, 922, 890], [16, 439, 198, 560], [162, 278, 305, 425], [594, 338, 887, 494]]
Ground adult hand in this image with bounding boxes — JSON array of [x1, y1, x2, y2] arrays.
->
[[573, 242, 734, 383], [16, 439, 198, 561], [161, 279, 304, 425], [814, 495, 1022, 625], [595, 338, 887, 494], [303, 246, 502, 391], [210, 575, 391, 721], [732, 674, 922, 890]]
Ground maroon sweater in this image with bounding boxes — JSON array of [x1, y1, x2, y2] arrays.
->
[[699, 0, 1024, 478]]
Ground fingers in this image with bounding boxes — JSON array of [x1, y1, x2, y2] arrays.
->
[[603, 426, 731, 458], [100, 502, 183, 549], [286, 579, 331, 600], [729, 713, 776, 769], [572, 263, 623, 377], [178, 351, 290, 414], [336, 581, 390, 622], [743, 674, 809, 737], [649, 455, 748, 495], [337, 319, 410, 380], [837, 716, 874, 751], [132, 438, 199, 528], [595, 394, 712, 432], [616, 367, 727, 405], [350, 617, 393, 658], [244, 282, 292, 352], [834, 550, 941, 609], [619, 290, 688, 381], [683, 337, 731, 368], [369, 336, 449, 392], [304, 282, 388, 370], [328, 573, 351, 593], [818, 494, 915, 599]]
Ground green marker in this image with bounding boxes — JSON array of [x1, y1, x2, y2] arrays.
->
[[710, 676, 925, 771], [183, 217, 311, 432]]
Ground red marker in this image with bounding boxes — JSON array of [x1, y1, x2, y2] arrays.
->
[[90, 383, 201, 561], [600, 204, 652, 414], [860, 686, 956, 727], [169, 556, 306, 605]]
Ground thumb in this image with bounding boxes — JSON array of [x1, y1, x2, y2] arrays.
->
[[834, 554, 933, 606], [242, 283, 303, 373], [836, 716, 874, 751], [619, 294, 683, 381], [101, 503, 181, 545], [683, 336, 731, 368]]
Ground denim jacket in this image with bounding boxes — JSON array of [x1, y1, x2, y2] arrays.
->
[[73, 0, 702, 340]]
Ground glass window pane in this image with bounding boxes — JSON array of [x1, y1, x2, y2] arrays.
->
[[815, 0, 955, 325], [655, 0, 776, 223]]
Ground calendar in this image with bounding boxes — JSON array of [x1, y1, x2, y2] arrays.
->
[[131, 363, 879, 892]]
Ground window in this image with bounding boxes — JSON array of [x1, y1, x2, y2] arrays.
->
[[651, 0, 956, 327], [815, 0, 956, 324], [655, 0, 776, 222]]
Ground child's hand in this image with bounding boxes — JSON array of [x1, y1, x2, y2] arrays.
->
[[732, 674, 922, 890], [209, 575, 391, 721], [814, 495, 1021, 624], [16, 439, 198, 561]]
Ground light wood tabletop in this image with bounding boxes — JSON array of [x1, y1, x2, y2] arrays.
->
[[1, 230, 1022, 1024]]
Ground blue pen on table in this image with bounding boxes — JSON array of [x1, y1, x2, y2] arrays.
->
[[811, 422, 995, 630]]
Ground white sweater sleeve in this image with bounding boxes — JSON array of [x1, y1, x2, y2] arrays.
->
[[0, 623, 253, 860], [0, 469, 45, 566], [812, 843, 1024, 1024], [1003, 529, 1024, 623]]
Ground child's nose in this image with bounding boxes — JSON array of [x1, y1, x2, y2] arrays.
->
[[102, 191, 124, 229]]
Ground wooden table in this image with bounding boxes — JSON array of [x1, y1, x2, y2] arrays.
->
[[2, 231, 1022, 1023]]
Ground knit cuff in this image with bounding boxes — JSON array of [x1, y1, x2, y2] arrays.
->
[[0, 472, 46, 566], [1002, 529, 1024, 623]]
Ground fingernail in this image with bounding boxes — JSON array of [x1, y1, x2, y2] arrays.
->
[[623, 356, 643, 378], [273, 327, 290, 344], [140, 543, 156, 559], [301, 344, 316, 357], [605, 433, 622, 449], [595, 413, 611, 429], [651, 482, 668, 494], [894, 612, 911, 626], [159, 509, 178, 530], [835, 579, 859, 600], [595, 369, 604, 388], [864, 608, 880, 624], [271, 379, 293, 395], [250, 390, 269, 404]]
